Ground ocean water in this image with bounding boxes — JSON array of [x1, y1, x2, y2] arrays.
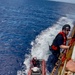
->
[[0, 0, 75, 75]]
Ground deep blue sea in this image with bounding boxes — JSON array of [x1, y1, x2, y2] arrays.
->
[[0, 0, 75, 75]]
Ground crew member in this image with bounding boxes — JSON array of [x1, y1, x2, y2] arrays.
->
[[47, 24, 71, 72]]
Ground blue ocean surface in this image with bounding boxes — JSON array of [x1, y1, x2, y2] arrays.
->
[[0, 0, 75, 75]]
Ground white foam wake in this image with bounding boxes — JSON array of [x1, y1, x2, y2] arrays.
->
[[17, 17, 74, 75], [49, 0, 75, 4]]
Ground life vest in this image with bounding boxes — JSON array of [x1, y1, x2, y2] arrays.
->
[[59, 32, 67, 45], [32, 60, 36, 65], [32, 59, 37, 67], [51, 32, 67, 50]]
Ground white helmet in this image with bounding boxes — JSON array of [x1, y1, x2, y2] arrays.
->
[[33, 57, 37, 60]]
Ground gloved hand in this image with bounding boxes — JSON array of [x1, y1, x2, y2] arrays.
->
[[69, 45, 71, 50]]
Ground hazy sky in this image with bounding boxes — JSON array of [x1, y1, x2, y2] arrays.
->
[[51, 0, 75, 4]]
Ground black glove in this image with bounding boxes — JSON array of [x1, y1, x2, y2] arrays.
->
[[69, 45, 71, 50]]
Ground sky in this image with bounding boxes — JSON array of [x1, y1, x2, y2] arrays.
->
[[51, 0, 75, 4]]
